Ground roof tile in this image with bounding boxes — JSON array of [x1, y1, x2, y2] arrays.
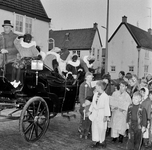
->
[[0, 0, 50, 22]]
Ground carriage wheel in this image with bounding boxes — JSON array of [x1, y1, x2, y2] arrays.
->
[[19, 96, 50, 142]]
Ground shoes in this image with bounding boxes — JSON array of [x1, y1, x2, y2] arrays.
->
[[78, 127, 82, 133], [84, 136, 88, 140], [11, 80, 21, 88], [112, 138, 117, 143], [118, 135, 123, 143], [100, 140, 107, 148], [90, 142, 100, 148], [79, 135, 83, 139], [10, 80, 16, 86]]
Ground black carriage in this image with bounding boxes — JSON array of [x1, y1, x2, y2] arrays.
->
[[0, 56, 82, 142]]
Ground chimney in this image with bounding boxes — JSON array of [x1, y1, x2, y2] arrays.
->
[[93, 22, 98, 29], [148, 28, 152, 35], [122, 16, 127, 23]]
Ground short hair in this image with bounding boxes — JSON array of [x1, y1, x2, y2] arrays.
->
[[125, 72, 132, 80], [120, 80, 128, 86], [85, 72, 93, 78], [23, 34, 32, 43], [140, 87, 146, 92], [96, 80, 107, 91], [119, 71, 125, 76], [133, 91, 142, 99], [149, 91, 152, 95]]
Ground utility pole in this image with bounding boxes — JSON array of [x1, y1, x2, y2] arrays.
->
[[147, 7, 151, 28], [105, 0, 109, 73]]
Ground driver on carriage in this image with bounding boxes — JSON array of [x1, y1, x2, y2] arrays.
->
[[11, 34, 39, 88], [0, 20, 18, 69]]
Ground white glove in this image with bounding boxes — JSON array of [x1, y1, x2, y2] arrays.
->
[[1, 49, 8, 54]]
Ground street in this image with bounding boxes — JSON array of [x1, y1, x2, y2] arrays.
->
[[0, 108, 150, 150]]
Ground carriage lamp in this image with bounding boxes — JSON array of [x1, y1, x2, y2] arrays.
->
[[31, 60, 43, 85]]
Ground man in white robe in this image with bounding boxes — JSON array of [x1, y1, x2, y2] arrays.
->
[[89, 80, 111, 148]]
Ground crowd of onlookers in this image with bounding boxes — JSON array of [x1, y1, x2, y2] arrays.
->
[[78, 71, 152, 150]]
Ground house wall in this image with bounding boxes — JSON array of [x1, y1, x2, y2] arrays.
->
[[0, 9, 49, 53], [139, 48, 152, 78], [91, 31, 102, 73], [108, 25, 139, 79], [68, 31, 102, 74]]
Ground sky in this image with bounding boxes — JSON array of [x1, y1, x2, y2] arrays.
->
[[41, 0, 152, 47]]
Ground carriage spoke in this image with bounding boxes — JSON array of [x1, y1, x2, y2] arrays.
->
[[32, 102, 36, 115], [37, 122, 44, 131], [29, 124, 35, 140], [27, 109, 34, 119], [39, 107, 46, 116], [24, 122, 33, 135], [36, 101, 42, 115], [34, 123, 39, 138]]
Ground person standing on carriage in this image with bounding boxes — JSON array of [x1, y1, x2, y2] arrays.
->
[[11, 34, 39, 88], [66, 53, 86, 84], [78, 72, 94, 139], [0, 20, 18, 77], [83, 55, 95, 74]]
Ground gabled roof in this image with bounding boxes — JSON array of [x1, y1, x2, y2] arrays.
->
[[108, 22, 152, 50], [0, 0, 51, 22], [49, 26, 102, 50]]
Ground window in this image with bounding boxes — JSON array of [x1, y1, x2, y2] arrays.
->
[[15, 14, 23, 32], [145, 51, 149, 59], [25, 17, 32, 34], [129, 66, 134, 72], [92, 48, 95, 56], [77, 50, 80, 57], [144, 65, 148, 77], [144, 65, 148, 73], [111, 66, 116, 72], [14, 13, 33, 34], [102, 58, 105, 64], [97, 49, 100, 61], [73, 51, 76, 54]]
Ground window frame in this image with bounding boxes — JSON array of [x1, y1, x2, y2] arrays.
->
[[111, 66, 116, 72], [129, 66, 134, 72]]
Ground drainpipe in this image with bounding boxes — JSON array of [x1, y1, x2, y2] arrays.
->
[[137, 46, 141, 78]]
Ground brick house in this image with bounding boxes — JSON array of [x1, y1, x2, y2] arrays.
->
[[49, 23, 103, 73]]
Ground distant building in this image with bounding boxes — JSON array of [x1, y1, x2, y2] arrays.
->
[[0, 0, 51, 53], [108, 16, 152, 79], [49, 23, 103, 73]]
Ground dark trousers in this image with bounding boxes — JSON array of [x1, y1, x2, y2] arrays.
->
[[127, 123, 142, 150], [80, 117, 91, 136]]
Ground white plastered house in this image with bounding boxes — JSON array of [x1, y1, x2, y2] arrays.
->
[[0, 0, 51, 53], [108, 16, 152, 79]]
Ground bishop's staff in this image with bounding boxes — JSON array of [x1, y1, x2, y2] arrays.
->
[[0, 33, 7, 78]]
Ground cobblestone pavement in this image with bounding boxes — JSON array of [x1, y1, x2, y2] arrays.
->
[[0, 108, 151, 150]]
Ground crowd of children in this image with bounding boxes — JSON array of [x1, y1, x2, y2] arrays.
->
[[78, 71, 152, 149]]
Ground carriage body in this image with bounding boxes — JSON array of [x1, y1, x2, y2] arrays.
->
[[0, 61, 81, 142]]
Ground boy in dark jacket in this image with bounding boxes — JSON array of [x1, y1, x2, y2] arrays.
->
[[78, 72, 94, 137], [126, 91, 147, 150]]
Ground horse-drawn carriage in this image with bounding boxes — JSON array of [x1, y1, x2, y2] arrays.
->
[[0, 54, 84, 142]]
